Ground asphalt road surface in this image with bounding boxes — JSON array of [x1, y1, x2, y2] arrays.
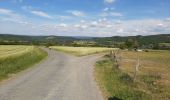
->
[[0, 48, 103, 100]]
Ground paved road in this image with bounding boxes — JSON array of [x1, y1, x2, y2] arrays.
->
[[0, 48, 103, 100]]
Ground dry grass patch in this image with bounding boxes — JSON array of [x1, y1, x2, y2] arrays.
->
[[119, 50, 170, 100], [95, 50, 170, 100], [50, 46, 116, 56]]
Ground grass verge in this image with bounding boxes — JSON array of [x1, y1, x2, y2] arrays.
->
[[95, 56, 151, 100], [0, 46, 47, 81]]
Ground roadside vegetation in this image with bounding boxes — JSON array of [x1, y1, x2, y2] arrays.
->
[[0, 45, 47, 81], [95, 50, 170, 100], [50, 46, 116, 56]]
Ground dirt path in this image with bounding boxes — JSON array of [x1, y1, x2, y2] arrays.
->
[[0, 48, 103, 100]]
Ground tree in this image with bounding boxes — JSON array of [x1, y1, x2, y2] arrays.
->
[[133, 39, 139, 50], [125, 39, 134, 49]]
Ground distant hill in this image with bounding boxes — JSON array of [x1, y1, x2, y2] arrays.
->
[[93, 34, 170, 46], [0, 34, 170, 48], [0, 34, 80, 41], [0, 34, 80, 45]]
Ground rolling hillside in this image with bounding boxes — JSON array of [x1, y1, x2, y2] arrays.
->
[[0, 34, 169, 48]]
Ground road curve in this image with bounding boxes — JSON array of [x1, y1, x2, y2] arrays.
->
[[0, 48, 103, 100]]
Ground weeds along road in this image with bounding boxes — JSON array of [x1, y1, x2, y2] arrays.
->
[[0, 48, 103, 100]]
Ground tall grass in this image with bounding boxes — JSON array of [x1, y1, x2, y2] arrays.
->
[[95, 57, 151, 100], [95, 50, 170, 100], [120, 50, 170, 100], [0, 46, 47, 80]]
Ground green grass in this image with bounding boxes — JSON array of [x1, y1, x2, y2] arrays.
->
[[50, 46, 116, 56], [0, 45, 47, 81], [95, 57, 153, 100]]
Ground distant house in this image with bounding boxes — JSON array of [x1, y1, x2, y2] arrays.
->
[[137, 49, 143, 52]]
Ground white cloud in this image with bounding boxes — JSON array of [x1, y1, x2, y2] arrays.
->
[[91, 21, 98, 26], [165, 18, 170, 21], [101, 12, 122, 17], [57, 15, 72, 21], [74, 24, 88, 29], [0, 8, 14, 16], [22, 6, 54, 19], [103, 7, 109, 11], [104, 0, 116, 4], [67, 10, 85, 17], [117, 28, 124, 33], [110, 12, 122, 16], [101, 7, 122, 17], [157, 23, 163, 26], [103, 7, 115, 11], [1, 12, 170, 37], [80, 20, 85, 23], [0, 8, 24, 22], [21, 6, 33, 11], [58, 23, 67, 27], [30, 10, 53, 19]]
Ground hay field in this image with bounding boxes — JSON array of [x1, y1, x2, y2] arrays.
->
[[119, 50, 170, 99], [0, 45, 34, 59], [0, 45, 47, 80], [50, 46, 116, 56]]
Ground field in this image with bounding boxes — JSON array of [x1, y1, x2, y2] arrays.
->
[[0, 45, 47, 80], [0, 45, 34, 58], [50, 46, 116, 56], [95, 50, 170, 100]]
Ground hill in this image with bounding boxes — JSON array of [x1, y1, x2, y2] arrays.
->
[[0, 34, 80, 45], [93, 34, 170, 45], [0, 34, 169, 49]]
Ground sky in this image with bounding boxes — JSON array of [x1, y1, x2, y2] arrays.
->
[[0, 0, 170, 37]]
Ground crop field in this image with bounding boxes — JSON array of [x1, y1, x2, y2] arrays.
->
[[0, 45, 47, 80], [0, 45, 34, 58], [50, 46, 116, 56], [95, 50, 170, 100], [120, 50, 170, 99]]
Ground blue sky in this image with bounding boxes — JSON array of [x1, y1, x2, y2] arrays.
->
[[0, 0, 170, 37]]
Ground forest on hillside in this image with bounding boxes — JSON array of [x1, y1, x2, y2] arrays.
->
[[0, 34, 170, 50]]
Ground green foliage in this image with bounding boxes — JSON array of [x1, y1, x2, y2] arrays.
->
[[94, 34, 170, 49], [125, 39, 134, 49], [124, 39, 139, 50]]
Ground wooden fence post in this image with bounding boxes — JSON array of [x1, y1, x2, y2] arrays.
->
[[133, 52, 140, 82]]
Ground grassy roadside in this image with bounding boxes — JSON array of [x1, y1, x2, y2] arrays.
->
[[95, 50, 170, 100], [95, 56, 151, 100], [50, 46, 116, 56], [0, 46, 47, 81]]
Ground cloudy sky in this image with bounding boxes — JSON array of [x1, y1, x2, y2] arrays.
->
[[0, 0, 170, 37]]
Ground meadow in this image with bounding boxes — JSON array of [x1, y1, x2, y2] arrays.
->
[[50, 46, 116, 56], [95, 50, 170, 100], [0, 45, 47, 80]]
